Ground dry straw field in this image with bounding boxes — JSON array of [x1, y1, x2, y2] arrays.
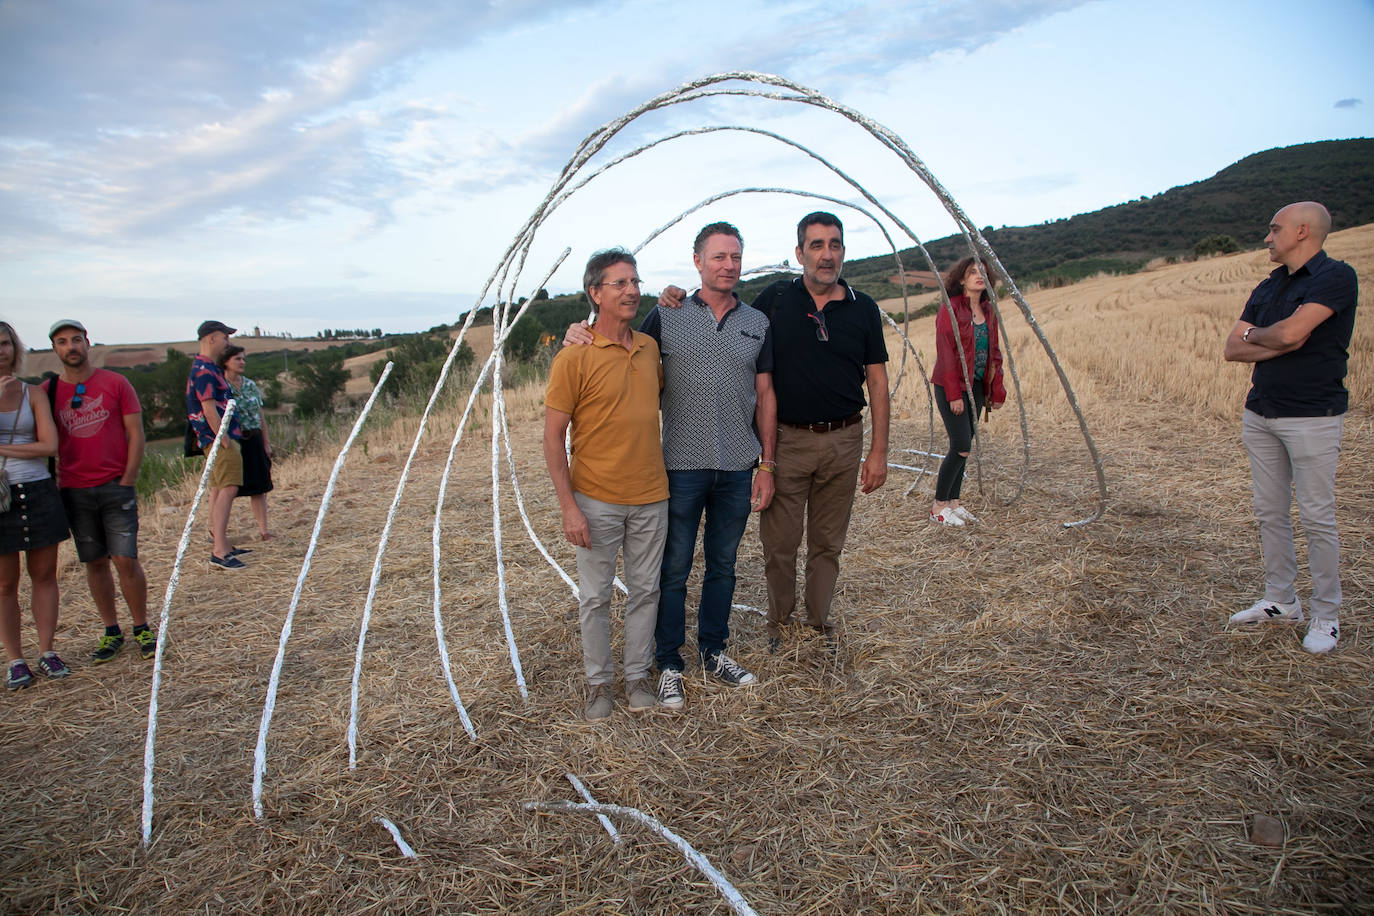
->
[[3, 227, 1371, 914]]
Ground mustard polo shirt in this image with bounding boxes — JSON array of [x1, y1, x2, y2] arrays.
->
[[545, 328, 669, 506]]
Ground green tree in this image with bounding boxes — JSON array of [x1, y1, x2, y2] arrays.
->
[[370, 333, 471, 392], [121, 348, 193, 438], [292, 349, 349, 416], [1194, 234, 1240, 257], [262, 376, 283, 409], [503, 315, 544, 363]]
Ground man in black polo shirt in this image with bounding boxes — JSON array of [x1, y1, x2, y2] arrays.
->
[[753, 212, 889, 650], [1223, 201, 1358, 654]]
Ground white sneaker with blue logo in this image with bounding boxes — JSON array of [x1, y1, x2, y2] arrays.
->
[[1229, 597, 1303, 625], [1302, 618, 1338, 654]]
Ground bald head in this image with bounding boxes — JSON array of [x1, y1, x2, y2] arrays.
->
[[1266, 200, 1332, 270], [1277, 201, 1332, 241]]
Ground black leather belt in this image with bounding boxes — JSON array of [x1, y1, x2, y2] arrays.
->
[[781, 413, 863, 433]]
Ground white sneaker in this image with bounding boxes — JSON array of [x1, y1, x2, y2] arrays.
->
[[930, 507, 965, 527], [952, 505, 979, 523], [1229, 597, 1303, 625], [1302, 618, 1338, 654], [656, 669, 685, 708]]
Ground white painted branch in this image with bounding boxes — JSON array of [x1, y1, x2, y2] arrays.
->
[[524, 800, 758, 916], [142, 399, 237, 848], [254, 366, 398, 818], [374, 817, 417, 858], [564, 773, 621, 845]]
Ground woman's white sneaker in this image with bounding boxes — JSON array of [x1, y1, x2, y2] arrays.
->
[[930, 507, 965, 527], [952, 505, 979, 523]]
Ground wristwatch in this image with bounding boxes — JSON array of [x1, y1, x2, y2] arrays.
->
[[1242, 327, 1255, 342]]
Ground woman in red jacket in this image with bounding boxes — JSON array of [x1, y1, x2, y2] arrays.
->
[[930, 257, 1006, 526]]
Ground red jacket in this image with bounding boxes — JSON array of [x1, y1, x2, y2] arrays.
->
[[932, 294, 1006, 405]]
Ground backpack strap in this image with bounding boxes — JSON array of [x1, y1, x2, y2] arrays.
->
[[44, 375, 58, 477]]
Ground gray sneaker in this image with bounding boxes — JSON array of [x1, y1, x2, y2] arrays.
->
[[656, 669, 685, 709], [584, 684, 613, 721], [626, 678, 655, 712], [704, 651, 757, 687]]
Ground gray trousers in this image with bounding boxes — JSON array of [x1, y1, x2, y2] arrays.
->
[[573, 493, 669, 685], [1241, 411, 1344, 620]]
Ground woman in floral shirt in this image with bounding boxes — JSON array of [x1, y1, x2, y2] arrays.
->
[[220, 345, 274, 539]]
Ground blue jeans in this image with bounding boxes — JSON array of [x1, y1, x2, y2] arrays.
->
[[655, 469, 753, 671]]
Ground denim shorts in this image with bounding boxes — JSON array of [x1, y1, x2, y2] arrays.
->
[[61, 481, 140, 562]]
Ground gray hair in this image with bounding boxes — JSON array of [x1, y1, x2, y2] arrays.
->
[[582, 248, 638, 315]]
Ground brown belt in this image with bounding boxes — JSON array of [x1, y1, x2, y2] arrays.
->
[[781, 413, 863, 434]]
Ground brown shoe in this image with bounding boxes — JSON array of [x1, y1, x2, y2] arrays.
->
[[584, 683, 613, 721], [626, 678, 654, 712]]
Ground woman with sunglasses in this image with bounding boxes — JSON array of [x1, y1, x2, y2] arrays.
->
[[219, 345, 274, 540], [929, 258, 1006, 527], [0, 322, 70, 688]]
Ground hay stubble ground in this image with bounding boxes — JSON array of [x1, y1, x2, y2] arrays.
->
[[2, 229, 1371, 914]]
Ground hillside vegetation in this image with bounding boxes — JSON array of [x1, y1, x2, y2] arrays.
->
[[823, 138, 1374, 298]]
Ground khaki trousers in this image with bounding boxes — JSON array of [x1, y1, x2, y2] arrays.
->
[[573, 493, 668, 685], [1242, 411, 1343, 620], [760, 423, 863, 637]]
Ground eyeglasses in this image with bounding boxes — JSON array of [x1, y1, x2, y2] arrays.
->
[[70, 382, 87, 410], [597, 278, 642, 292], [808, 309, 829, 342]]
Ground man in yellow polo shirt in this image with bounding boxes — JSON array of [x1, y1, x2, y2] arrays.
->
[[544, 248, 669, 722]]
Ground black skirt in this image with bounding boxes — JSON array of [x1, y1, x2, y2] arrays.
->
[[0, 477, 71, 554], [237, 429, 274, 498]]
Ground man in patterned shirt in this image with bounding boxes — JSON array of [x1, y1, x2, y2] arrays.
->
[[565, 222, 778, 709], [186, 320, 247, 570]]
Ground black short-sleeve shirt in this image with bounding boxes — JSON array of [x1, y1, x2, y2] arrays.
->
[[1240, 250, 1358, 417], [752, 277, 889, 425]]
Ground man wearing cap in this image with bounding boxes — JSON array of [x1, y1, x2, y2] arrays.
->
[[47, 320, 158, 663], [187, 320, 247, 570]]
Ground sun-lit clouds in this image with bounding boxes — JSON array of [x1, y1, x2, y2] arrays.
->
[[2, 0, 1372, 346], [0, 0, 605, 252]]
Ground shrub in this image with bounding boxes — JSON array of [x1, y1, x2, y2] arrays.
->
[[1193, 234, 1240, 257]]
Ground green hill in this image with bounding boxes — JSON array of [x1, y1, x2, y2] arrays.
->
[[781, 138, 1374, 300]]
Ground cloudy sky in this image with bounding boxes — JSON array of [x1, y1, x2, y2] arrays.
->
[[2, 0, 1371, 347]]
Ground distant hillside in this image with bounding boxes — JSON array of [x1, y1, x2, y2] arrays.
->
[[753, 138, 1374, 301]]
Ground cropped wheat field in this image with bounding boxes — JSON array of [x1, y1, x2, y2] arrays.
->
[[2, 227, 1370, 914]]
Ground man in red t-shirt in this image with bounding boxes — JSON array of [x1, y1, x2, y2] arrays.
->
[[48, 320, 156, 665]]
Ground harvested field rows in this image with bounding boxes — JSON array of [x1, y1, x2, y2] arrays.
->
[[2, 228, 1371, 914]]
